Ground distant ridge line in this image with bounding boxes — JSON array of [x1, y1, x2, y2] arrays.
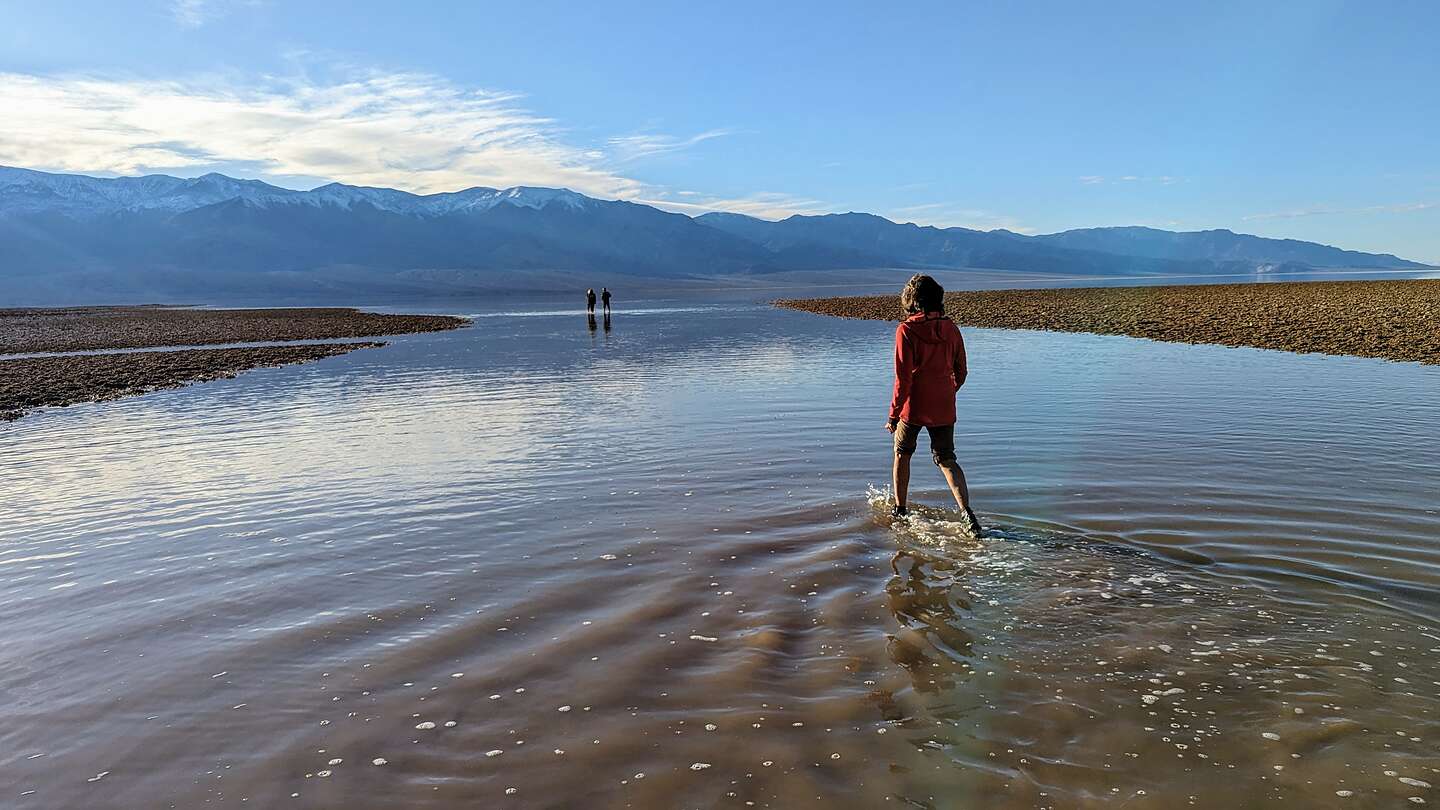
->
[[0, 164, 1428, 304]]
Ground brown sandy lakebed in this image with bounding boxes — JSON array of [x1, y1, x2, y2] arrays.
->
[[0, 306, 469, 421], [776, 278, 1440, 364]]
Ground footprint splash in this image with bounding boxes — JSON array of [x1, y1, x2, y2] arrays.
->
[[865, 485, 987, 545]]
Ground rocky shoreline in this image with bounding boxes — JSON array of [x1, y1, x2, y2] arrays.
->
[[776, 279, 1440, 365], [0, 306, 466, 354], [0, 306, 469, 421], [1, 344, 384, 421]]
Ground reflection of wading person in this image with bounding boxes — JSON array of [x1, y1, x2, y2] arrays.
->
[[886, 274, 983, 535]]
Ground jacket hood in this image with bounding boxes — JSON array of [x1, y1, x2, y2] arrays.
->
[[902, 312, 951, 345]]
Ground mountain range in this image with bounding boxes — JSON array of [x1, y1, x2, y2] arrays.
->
[[0, 165, 1426, 302]]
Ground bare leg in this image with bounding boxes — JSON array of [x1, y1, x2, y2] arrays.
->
[[892, 453, 912, 512], [938, 460, 983, 535], [937, 462, 971, 510]]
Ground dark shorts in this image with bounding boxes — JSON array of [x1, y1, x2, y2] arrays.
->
[[894, 421, 958, 466]]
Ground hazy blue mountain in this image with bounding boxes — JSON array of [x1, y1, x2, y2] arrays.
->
[[0, 166, 1426, 303], [0, 167, 775, 295], [695, 212, 1425, 274], [1027, 225, 1425, 269]]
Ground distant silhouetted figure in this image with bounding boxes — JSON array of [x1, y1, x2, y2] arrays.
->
[[601, 287, 612, 314], [586, 288, 597, 314]]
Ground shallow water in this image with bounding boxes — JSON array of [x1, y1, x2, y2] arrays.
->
[[2, 294, 1437, 808]]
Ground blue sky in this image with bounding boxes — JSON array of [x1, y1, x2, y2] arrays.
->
[[2, 0, 1437, 261]]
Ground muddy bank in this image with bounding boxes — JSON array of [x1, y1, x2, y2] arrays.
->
[[1, 343, 384, 421], [0, 306, 467, 354], [776, 279, 1440, 364]]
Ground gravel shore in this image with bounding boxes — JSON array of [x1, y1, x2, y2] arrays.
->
[[1, 344, 383, 421], [776, 279, 1440, 364], [0, 306, 469, 421], [0, 306, 466, 353]]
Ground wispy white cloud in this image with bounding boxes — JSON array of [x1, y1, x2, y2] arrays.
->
[[607, 129, 731, 162], [890, 202, 950, 214], [1243, 201, 1436, 221], [1079, 175, 1179, 186], [0, 69, 646, 198], [169, 0, 208, 27], [887, 202, 1032, 233], [638, 191, 827, 220], [169, 0, 259, 28]]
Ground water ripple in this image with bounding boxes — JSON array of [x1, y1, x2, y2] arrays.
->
[[2, 297, 1437, 808]]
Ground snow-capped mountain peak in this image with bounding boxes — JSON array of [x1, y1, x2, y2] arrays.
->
[[287, 182, 422, 212], [493, 186, 591, 211], [0, 166, 303, 215], [0, 166, 601, 218]]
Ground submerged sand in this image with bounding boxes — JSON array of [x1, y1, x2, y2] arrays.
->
[[0, 306, 469, 421], [776, 279, 1440, 364]]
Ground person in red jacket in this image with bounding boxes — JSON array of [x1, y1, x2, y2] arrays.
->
[[886, 274, 982, 535]]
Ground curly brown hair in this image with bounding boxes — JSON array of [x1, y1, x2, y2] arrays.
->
[[900, 274, 945, 315]]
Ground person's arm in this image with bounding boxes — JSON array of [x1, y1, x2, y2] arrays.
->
[[888, 324, 913, 428], [953, 327, 968, 391]]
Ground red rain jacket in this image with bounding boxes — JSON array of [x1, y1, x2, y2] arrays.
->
[[889, 312, 967, 426]]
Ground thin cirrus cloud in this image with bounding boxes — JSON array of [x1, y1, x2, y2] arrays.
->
[[0, 69, 831, 220], [607, 129, 733, 163], [169, 0, 259, 28], [168, 0, 213, 27], [888, 202, 1032, 233], [1243, 202, 1436, 221], [638, 191, 828, 220], [1079, 175, 1179, 185]]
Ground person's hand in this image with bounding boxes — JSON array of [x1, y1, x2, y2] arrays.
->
[[885, 418, 898, 433]]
